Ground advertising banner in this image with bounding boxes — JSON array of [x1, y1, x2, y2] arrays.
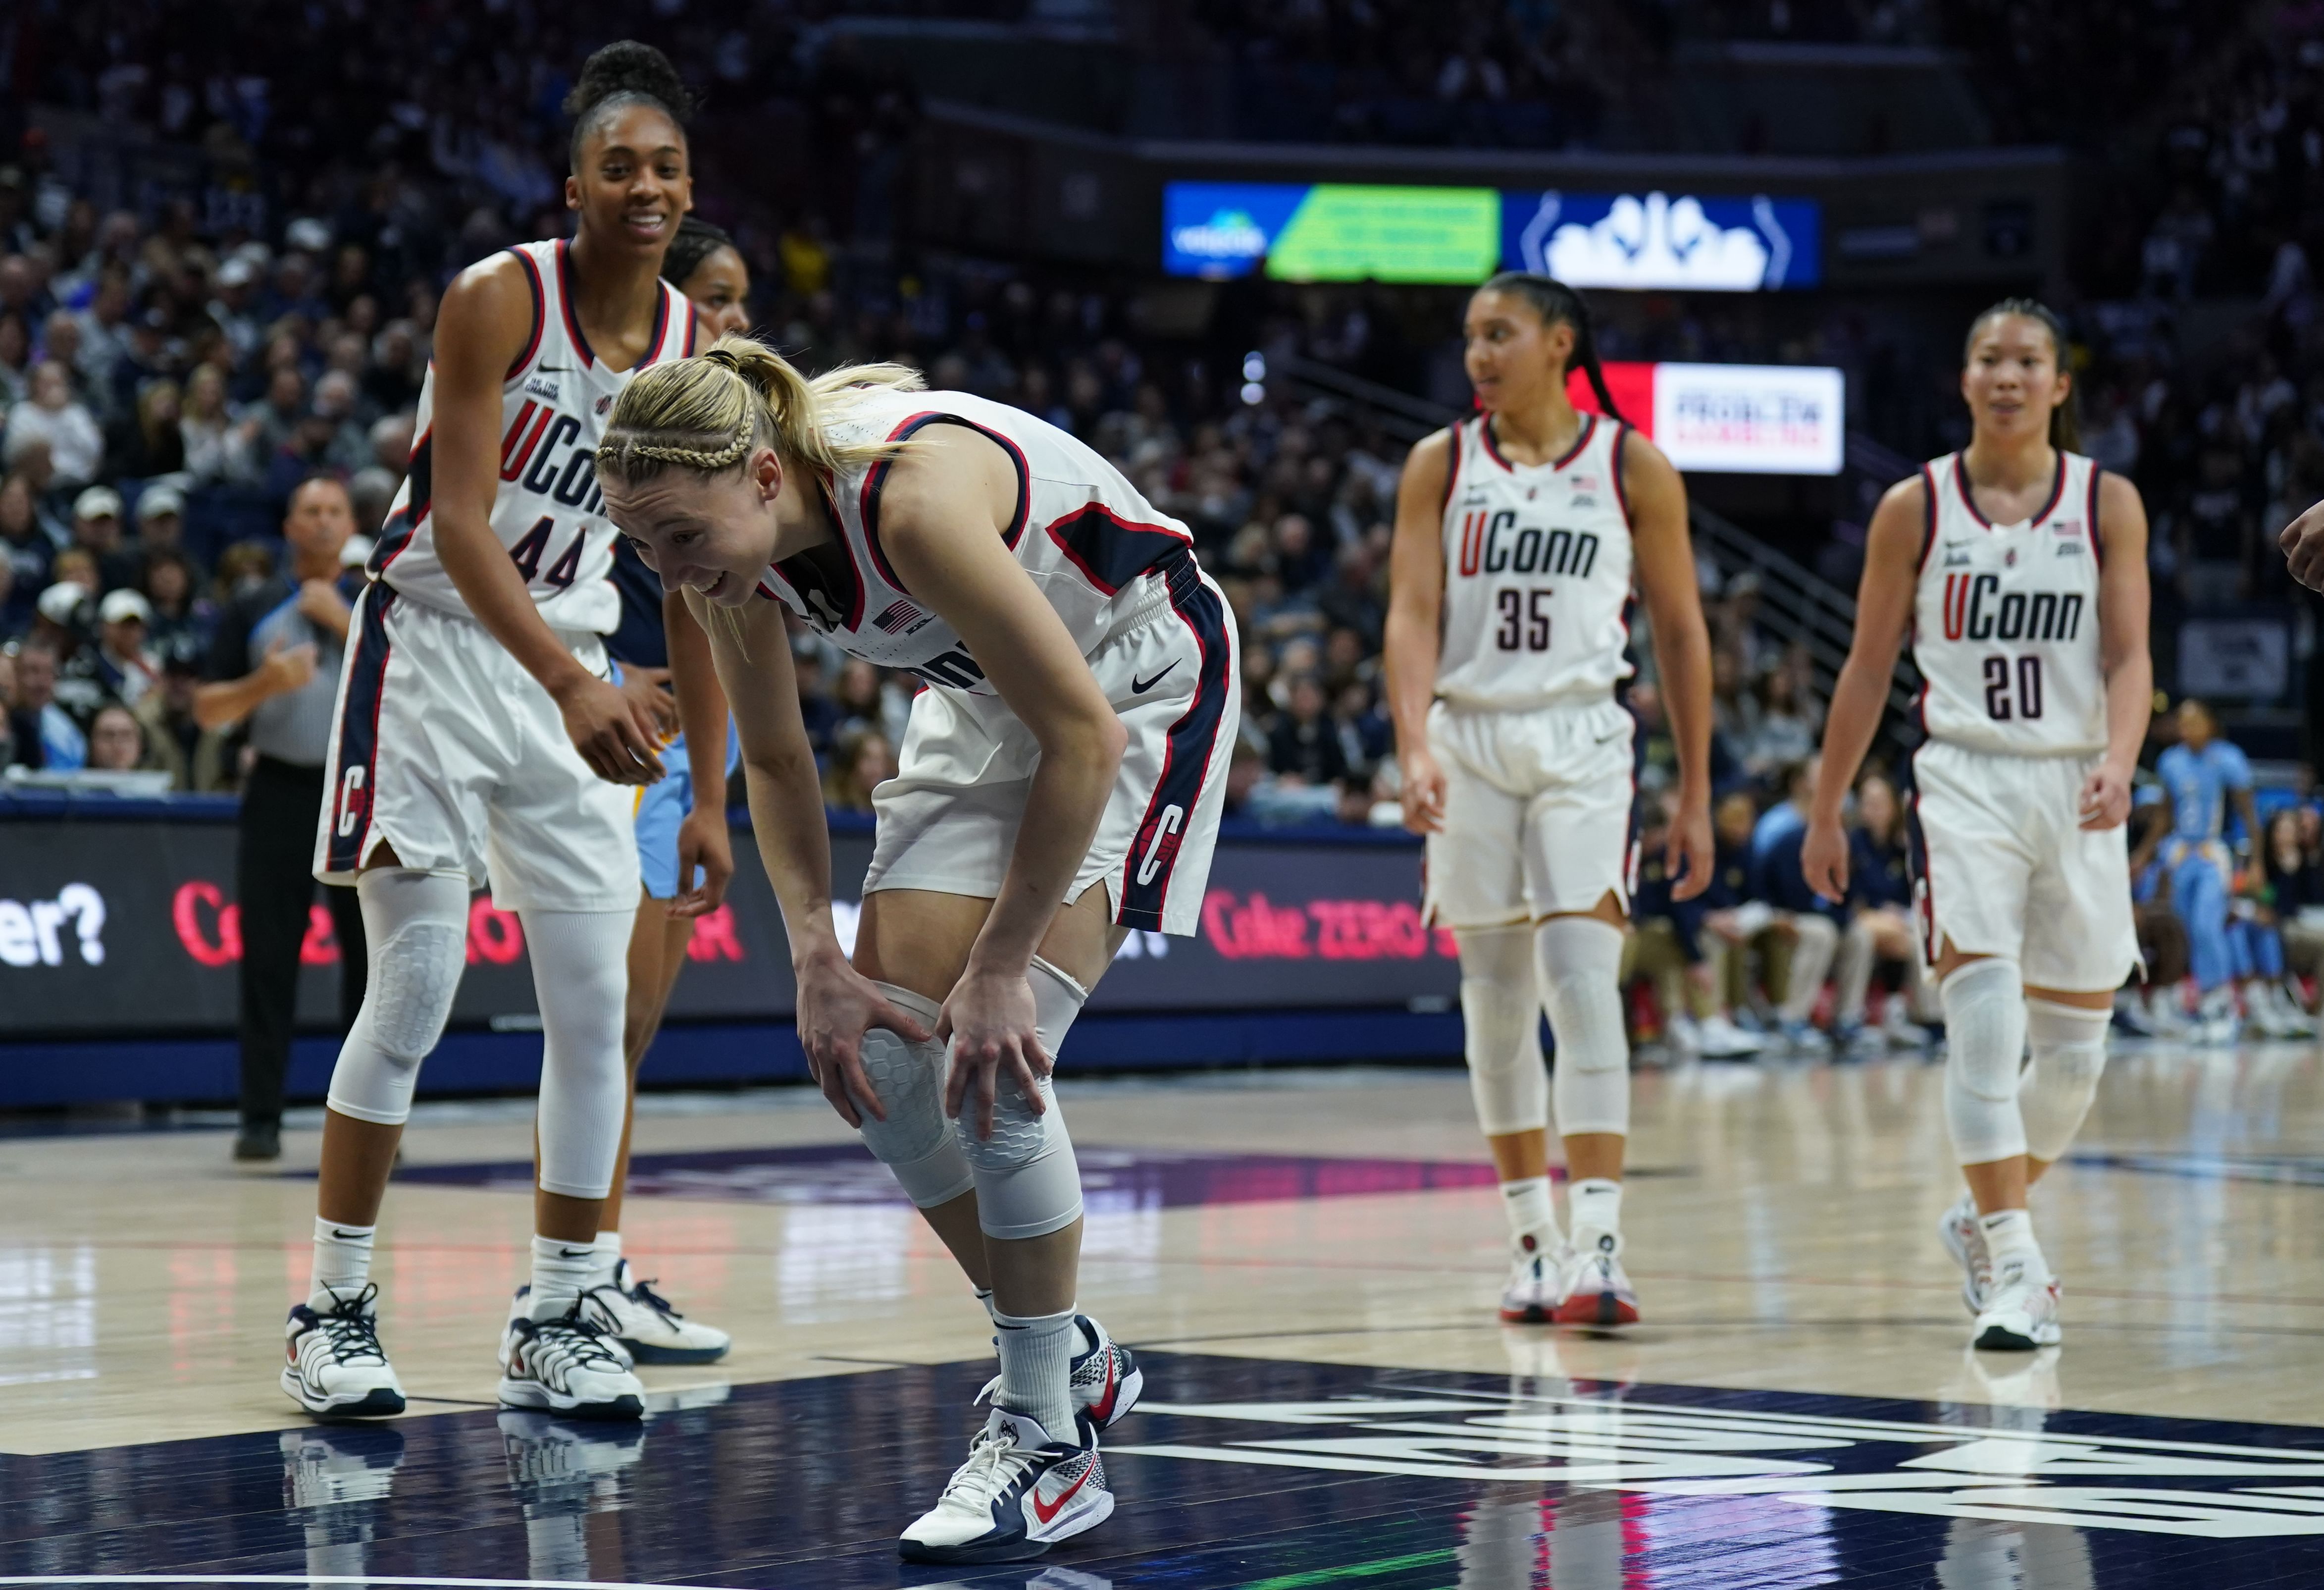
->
[[1163, 181, 1821, 290], [0, 820, 1457, 1039], [1565, 361, 1846, 476]]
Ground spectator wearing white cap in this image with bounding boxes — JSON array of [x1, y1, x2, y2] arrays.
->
[[69, 483, 137, 591], [75, 586, 158, 705], [3, 360, 102, 487], [194, 473, 368, 1162]]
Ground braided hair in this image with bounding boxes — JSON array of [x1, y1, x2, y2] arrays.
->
[[1475, 270, 1622, 422], [565, 41, 695, 167], [1963, 297, 2081, 452], [661, 214, 735, 293]]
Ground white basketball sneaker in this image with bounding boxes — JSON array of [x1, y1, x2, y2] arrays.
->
[[1551, 1229, 1640, 1326], [1696, 1014, 1766, 1059], [1937, 1192, 1989, 1316], [588, 1260, 732, 1365], [898, 1406, 1112, 1564], [1499, 1230, 1563, 1324], [281, 1283, 407, 1418], [499, 1304, 646, 1420], [1972, 1259, 2062, 1351]]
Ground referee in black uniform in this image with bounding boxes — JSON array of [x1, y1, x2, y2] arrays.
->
[[196, 475, 372, 1162]]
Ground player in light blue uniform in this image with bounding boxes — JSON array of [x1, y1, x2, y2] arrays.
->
[[2141, 698, 2264, 1042]]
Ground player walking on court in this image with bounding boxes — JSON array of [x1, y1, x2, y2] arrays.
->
[[596, 337, 1236, 1562], [564, 215, 759, 1367], [1804, 299, 2151, 1352], [1385, 273, 1717, 1328], [283, 43, 705, 1422]]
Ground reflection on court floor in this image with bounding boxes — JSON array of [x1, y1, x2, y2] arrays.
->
[[2, 1355, 2320, 1588]]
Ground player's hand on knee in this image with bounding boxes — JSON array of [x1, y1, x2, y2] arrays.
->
[[937, 970, 1050, 1140], [671, 805, 734, 917], [2281, 497, 2324, 589], [796, 954, 932, 1128], [1398, 747, 1447, 835], [555, 674, 666, 786], [1801, 819, 1851, 901]]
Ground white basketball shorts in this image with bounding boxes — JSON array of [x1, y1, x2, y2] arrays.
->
[[1423, 695, 1638, 928], [1908, 738, 2138, 992], [863, 562, 1239, 937], [313, 585, 641, 912]]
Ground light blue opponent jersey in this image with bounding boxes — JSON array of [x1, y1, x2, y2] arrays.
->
[[2156, 740, 2251, 844]]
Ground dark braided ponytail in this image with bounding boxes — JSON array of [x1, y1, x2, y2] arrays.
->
[[1963, 296, 2081, 453], [1477, 270, 1621, 422]]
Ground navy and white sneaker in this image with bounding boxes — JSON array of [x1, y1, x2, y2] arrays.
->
[[899, 1406, 1111, 1564], [281, 1283, 406, 1419], [499, 1304, 645, 1421], [592, 1259, 731, 1365], [977, 1315, 1143, 1433]]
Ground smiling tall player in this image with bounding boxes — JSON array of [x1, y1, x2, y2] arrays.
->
[[285, 42, 704, 1423]]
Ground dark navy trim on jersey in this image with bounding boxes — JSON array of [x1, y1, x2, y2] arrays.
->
[[555, 240, 595, 369], [1042, 503, 1194, 598], [1904, 746, 1936, 967], [368, 429, 432, 577], [1479, 412, 1595, 474], [2087, 464, 2107, 570], [1609, 421, 1633, 527], [1915, 463, 1939, 572], [325, 588, 396, 876], [683, 305, 699, 357], [1552, 412, 1597, 472], [506, 249, 545, 379], [1954, 449, 2065, 530], [859, 413, 1033, 592], [1480, 414, 1512, 472], [640, 282, 669, 369], [1119, 555, 1231, 931]]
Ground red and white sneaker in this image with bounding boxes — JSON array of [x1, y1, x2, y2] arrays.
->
[[1499, 1231, 1563, 1324], [1938, 1192, 1990, 1317], [980, 1315, 1143, 1434], [898, 1406, 1112, 1564], [1551, 1231, 1640, 1327], [1972, 1261, 2063, 1351]]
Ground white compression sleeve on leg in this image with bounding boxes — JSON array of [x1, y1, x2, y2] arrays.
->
[[525, 909, 633, 1202], [1779, 913, 1839, 1023], [325, 869, 469, 1125], [2019, 998, 2110, 1163], [1457, 925, 1547, 1137], [955, 956, 1086, 1241], [1941, 957, 2028, 1165], [856, 982, 975, 1208], [1537, 917, 1630, 1138]]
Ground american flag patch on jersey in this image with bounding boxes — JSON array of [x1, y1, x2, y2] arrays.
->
[[2054, 517, 2083, 537], [872, 599, 926, 633]]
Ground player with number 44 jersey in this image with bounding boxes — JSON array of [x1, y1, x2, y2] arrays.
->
[[1804, 299, 2152, 1358]]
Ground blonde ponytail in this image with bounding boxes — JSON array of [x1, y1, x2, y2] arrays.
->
[[597, 333, 925, 489]]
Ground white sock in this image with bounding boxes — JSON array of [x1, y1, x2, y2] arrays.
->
[[1500, 1176, 1558, 1248], [309, 1217, 375, 1311], [991, 1305, 1078, 1437], [529, 1233, 598, 1321], [1978, 1209, 2047, 1282], [1567, 1177, 1622, 1245], [588, 1230, 622, 1292]]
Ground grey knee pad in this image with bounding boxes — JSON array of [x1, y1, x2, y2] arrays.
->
[[1941, 957, 2028, 1164], [955, 958, 1086, 1240], [1537, 917, 1630, 1138], [1457, 926, 1548, 1136], [325, 870, 468, 1126], [855, 982, 975, 1208]]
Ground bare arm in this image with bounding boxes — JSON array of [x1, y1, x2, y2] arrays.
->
[[877, 428, 1129, 1131], [1624, 428, 1714, 899], [666, 590, 735, 917], [1383, 428, 1451, 833], [694, 589, 924, 1126], [192, 639, 314, 730], [428, 257, 663, 785], [2081, 471, 2153, 832], [1802, 475, 1925, 900]]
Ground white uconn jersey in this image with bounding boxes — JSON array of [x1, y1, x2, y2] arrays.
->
[[1435, 412, 1635, 709], [1913, 450, 2107, 756], [369, 238, 695, 634], [754, 388, 1202, 689]]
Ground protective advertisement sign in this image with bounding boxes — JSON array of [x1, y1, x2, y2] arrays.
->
[[0, 820, 1458, 1038]]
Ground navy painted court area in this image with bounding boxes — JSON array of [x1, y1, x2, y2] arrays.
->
[[4, 1355, 2321, 1588]]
